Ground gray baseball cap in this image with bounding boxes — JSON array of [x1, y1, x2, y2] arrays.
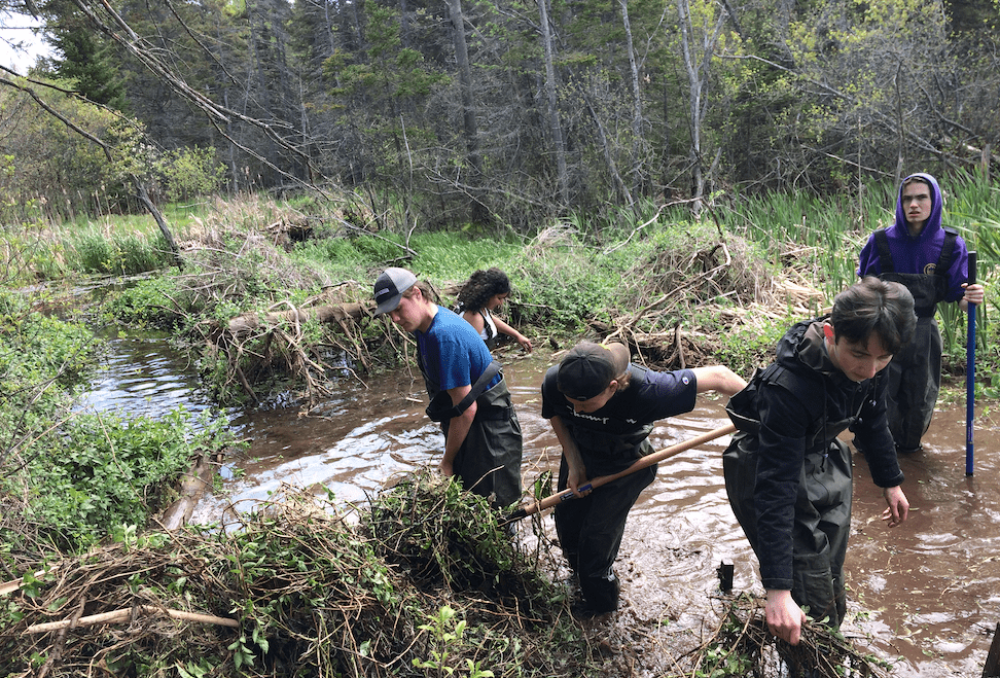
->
[[373, 267, 417, 315]]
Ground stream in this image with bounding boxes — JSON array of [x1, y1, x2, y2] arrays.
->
[[78, 331, 1000, 678]]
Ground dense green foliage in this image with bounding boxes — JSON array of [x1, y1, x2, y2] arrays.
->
[[0, 475, 599, 677], [0, 289, 234, 558]]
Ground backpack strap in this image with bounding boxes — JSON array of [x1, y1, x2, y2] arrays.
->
[[480, 309, 496, 342], [873, 229, 894, 274], [935, 228, 959, 278], [425, 360, 502, 422]]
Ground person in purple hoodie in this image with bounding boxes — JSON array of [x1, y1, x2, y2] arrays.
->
[[857, 173, 985, 454]]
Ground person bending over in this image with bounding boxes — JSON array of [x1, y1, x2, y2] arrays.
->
[[457, 268, 532, 353], [724, 277, 916, 646], [541, 340, 745, 616], [374, 267, 522, 508]]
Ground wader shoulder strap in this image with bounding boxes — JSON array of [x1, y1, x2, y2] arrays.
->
[[873, 229, 894, 273], [425, 360, 502, 422], [935, 228, 958, 278], [480, 309, 496, 342]]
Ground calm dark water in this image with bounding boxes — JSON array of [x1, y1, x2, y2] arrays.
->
[[82, 338, 1000, 678]]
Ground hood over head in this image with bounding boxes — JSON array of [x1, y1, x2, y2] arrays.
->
[[894, 172, 943, 239]]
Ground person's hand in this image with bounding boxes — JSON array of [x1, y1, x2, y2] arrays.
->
[[516, 334, 533, 352], [567, 465, 591, 497], [962, 283, 985, 306], [765, 590, 807, 645], [881, 485, 909, 527], [439, 458, 455, 477]]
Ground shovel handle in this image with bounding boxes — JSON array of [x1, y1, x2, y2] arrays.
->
[[502, 422, 736, 524]]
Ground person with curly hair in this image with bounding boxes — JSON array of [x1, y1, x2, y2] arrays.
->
[[456, 268, 532, 353]]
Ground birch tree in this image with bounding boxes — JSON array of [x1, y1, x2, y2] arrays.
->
[[536, 0, 569, 206], [675, 0, 727, 217]]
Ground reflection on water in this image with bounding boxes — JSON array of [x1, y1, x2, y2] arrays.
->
[[74, 327, 216, 421], [78, 333, 1000, 678]]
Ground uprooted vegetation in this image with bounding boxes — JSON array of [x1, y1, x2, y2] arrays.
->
[[0, 473, 897, 678], [0, 475, 600, 677]]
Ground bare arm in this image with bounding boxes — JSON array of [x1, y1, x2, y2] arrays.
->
[[440, 384, 476, 477], [550, 415, 590, 496], [690, 365, 747, 397], [492, 316, 532, 352]]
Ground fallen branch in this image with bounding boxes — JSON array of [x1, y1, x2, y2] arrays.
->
[[26, 606, 240, 633]]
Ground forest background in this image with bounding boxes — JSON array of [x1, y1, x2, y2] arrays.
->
[[2, 0, 1000, 675]]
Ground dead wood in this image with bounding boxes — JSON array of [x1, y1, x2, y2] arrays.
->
[[225, 301, 373, 340], [157, 450, 224, 531], [25, 606, 240, 633]]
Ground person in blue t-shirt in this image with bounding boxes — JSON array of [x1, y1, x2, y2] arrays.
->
[[374, 267, 522, 508], [857, 173, 985, 454], [541, 341, 745, 615]]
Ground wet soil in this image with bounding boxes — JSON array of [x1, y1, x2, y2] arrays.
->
[[82, 341, 1000, 677]]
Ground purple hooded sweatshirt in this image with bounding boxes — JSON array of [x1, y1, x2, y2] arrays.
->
[[857, 173, 969, 302]]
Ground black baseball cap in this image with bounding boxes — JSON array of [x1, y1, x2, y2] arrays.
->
[[557, 341, 631, 400]]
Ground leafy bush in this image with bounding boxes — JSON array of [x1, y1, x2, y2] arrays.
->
[[9, 408, 229, 553], [157, 146, 227, 204], [101, 276, 190, 328]]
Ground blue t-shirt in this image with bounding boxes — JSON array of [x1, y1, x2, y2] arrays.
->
[[416, 306, 499, 397], [541, 363, 698, 436]]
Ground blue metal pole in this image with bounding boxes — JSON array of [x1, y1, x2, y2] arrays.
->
[[966, 251, 977, 476]]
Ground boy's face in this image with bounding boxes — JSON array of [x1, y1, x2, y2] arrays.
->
[[564, 381, 618, 414], [388, 291, 428, 332], [901, 181, 932, 228], [823, 324, 893, 383]]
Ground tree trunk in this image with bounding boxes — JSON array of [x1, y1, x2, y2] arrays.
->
[[676, 0, 726, 218], [448, 0, 482, 179], [133, 178, 184, 271], [620, 0, 644, 203], [448, 0, 487, 222], [536, 0, 569, 207]]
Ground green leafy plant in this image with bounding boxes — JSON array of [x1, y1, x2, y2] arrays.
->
[[413, 605, 495, 678]]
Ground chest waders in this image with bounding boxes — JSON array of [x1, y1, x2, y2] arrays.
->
[[874, 228, 958, 452], [419, 358, 523, 509], [555, 413, 657, 613], [723, 364, 873, 629]]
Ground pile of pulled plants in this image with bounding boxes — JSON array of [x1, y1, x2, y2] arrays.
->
[[0, 474, 598, 678]]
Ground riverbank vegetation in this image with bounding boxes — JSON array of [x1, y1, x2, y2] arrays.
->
[[8, 171, 997, 406]]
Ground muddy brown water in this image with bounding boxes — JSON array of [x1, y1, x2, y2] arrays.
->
[[80, 339, 1000, 677]]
